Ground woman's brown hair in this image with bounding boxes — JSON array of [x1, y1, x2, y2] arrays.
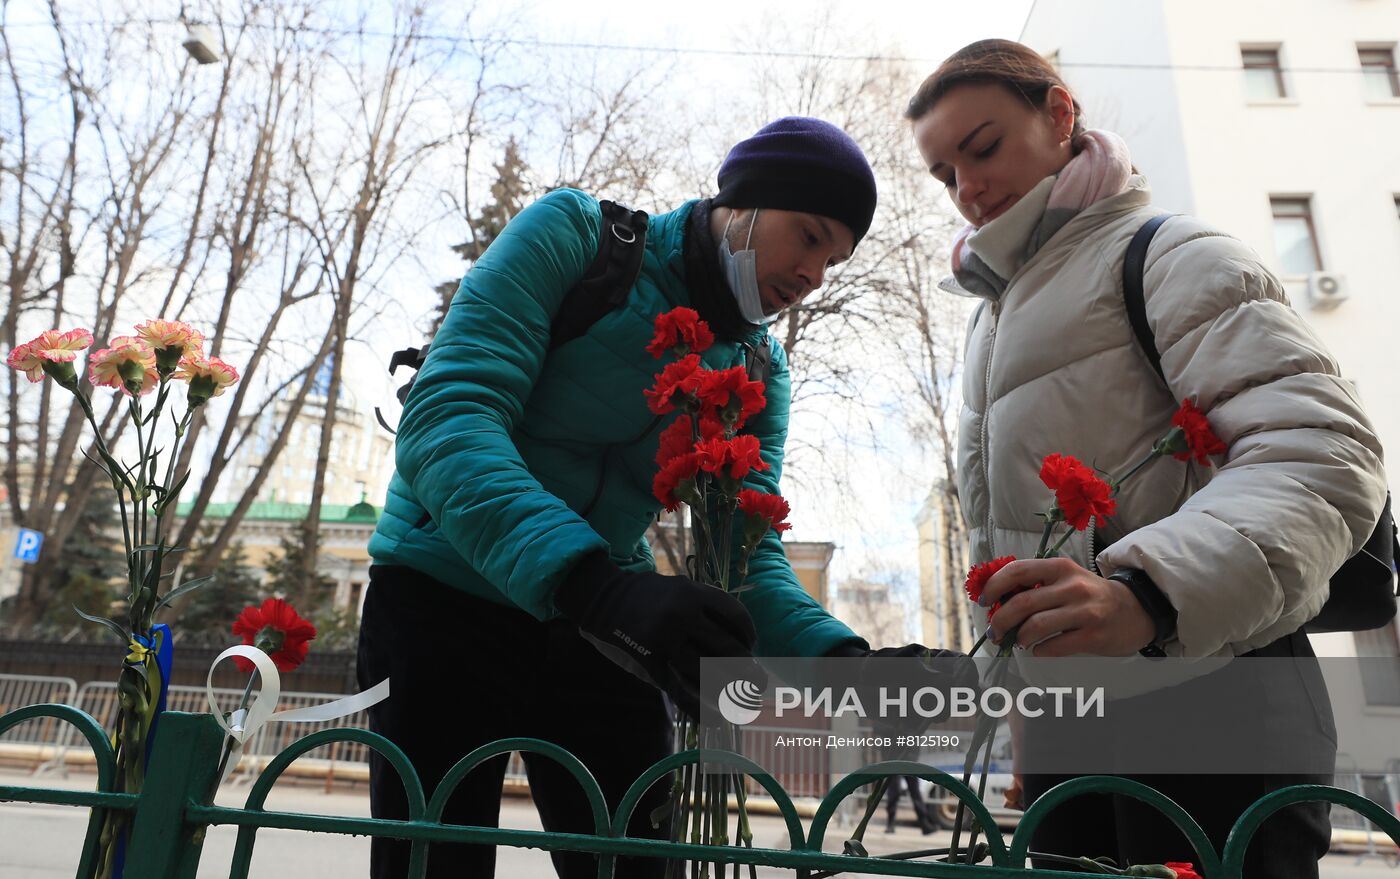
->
[[905, 38, 1085, 139]]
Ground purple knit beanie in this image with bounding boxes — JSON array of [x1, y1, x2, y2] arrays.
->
[[714, 116, 878, 246]]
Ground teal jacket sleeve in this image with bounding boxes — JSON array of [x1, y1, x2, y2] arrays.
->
[[394, 188, 610, 619], [732, 338, 868, 658]]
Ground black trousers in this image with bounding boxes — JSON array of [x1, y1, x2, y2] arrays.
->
[[1020, 628, 1335, 877], [356, 565, 673, 878], [884, 775, 931, 828]]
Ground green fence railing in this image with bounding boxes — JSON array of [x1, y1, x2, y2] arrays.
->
[[2, 704, 1399, 878]]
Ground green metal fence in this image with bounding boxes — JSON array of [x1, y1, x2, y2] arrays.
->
[[2, 704, 1398, 878]]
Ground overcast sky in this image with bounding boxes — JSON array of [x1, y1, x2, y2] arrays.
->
[[5, 0, 1035, 637], [525, 0, 1033, 67]]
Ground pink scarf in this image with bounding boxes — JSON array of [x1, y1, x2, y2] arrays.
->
[[950, 129, 1133, 278]]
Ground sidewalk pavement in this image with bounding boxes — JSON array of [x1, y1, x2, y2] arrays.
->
[[2, 768, 1396, 877]]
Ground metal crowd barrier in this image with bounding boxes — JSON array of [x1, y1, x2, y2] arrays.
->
[[4, 679, 837, 808], [24, 681, 377, 784], [1331, 754, 1400, 864], [0, 673, 79, 761], [5, 705, 1400, 879], [6, 682, 1396, 866]]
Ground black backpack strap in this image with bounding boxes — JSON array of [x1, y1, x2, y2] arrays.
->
[[375, 344, 431, 431], [378, 199, 648, 433], [550, 199, 649, 350], [745, 337, 773, 385], [1119, 212, 1398, 631], [1123, 213, 1172, 387], [389, 344, 430, 404]]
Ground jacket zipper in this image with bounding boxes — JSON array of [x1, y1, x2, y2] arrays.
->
[[980, 301, 999, 558], [1085, 520, 1100, 574]]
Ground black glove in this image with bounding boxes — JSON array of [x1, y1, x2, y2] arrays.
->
[[555, 551, 760, 719], [825, 642, 982, 736], [827, 642, 980, 685]]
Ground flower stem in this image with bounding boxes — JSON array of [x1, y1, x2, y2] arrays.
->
[[949, 652, 1012, 864], [1045, 527, 1078, 558], [1034, 517, 1057, 558], [127, 395, 149, 552], [969, 629, 991, 656], [692, 488, 723, 585], [74, 392, 138, 591], [718, 498, 734, 592], [1112, 448, 1162, 494], [213, 673, 258, 782]]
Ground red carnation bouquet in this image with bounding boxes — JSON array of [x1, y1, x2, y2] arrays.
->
[[945, 400, 1227, 870], [645, 306, 791, 864], [646, 307, 790, 590]]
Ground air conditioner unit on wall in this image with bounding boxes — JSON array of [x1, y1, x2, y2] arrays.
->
[[1306, 272, 1348, 310], [182, 24, 221, 65]]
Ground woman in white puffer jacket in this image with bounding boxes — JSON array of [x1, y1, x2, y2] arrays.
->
[[906, 39, 1387, 878]]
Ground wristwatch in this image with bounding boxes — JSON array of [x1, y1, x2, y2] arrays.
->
[[1107, 567, 1177, 658]]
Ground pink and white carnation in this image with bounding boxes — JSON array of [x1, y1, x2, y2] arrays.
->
[[6, 328, 94, 383], [133, 319, 205, 370], [175, 355, 239, 405], [89, 336, 159, 396]]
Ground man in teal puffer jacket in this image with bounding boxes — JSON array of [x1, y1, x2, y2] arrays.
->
[[358, 117, 969, 878]]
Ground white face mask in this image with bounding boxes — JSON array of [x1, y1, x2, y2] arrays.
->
[[717, 209, 774, 325]]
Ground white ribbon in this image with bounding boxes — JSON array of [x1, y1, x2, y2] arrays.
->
[[206, 645, 390, 784]]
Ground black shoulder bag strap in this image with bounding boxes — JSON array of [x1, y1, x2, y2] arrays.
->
[[549, 199, 650, 350], [1123, 214, 1397, 633], [745, 336, 773, 385], [376, 199, 649, 433], [1122, 213, 1172, 385]]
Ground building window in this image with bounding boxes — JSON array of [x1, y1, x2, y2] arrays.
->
[[1270, 197, 1322, 274], [1359, 45, 1400, 100], [1242, 46, 1286, 100]]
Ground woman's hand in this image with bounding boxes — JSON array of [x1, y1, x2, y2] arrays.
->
[[979, 557, 1155, 656]]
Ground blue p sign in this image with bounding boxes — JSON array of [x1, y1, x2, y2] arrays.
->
[[14, 528, 43, 563]]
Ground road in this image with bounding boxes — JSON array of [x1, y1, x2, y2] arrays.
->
[[2, 768, 1397, 877]]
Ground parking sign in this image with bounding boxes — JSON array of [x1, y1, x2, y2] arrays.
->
[[14, 528, 43, 563]]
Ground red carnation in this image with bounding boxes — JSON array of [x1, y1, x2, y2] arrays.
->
[[1170, 399, 1226, 465], [964, 556, 1016, 606], [653, 452, 702, 512], [656, 417, 695, 467], [646, 307, 714, 359], [964, 557, 1043, 620], [738, 488, 791, 533], [655, 414, 723, 467], [231, 598, 317, 673], [1165, 864, 1202, 879], [694, 366, 766, 428], [643, 354, 703, 414], [1039, 453, 1117, 531], [695, 434, 769, 480]]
